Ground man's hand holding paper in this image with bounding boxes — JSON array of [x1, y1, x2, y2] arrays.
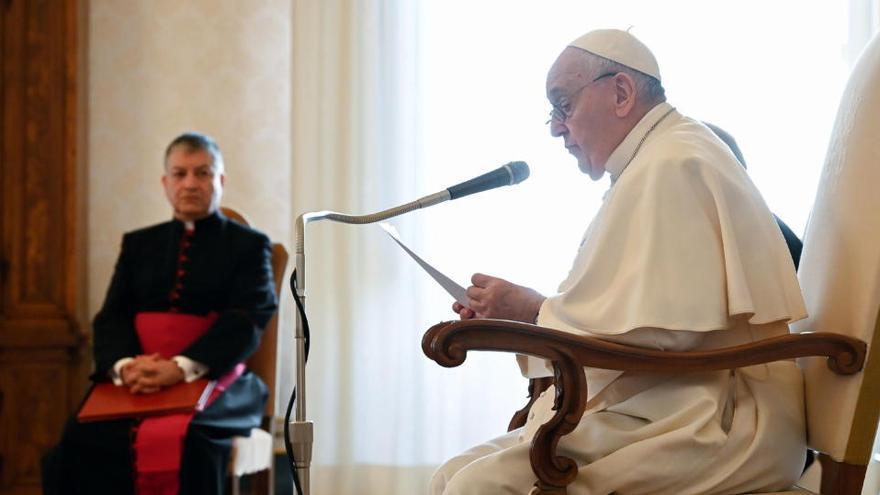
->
[[379, 223, 546, 323], [453, 273, 546, 322]]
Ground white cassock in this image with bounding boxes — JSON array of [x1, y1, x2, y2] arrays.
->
[[431, 102, 808, 495]]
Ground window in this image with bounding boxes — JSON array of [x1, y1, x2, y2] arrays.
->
[[414, 0, 873, 458]]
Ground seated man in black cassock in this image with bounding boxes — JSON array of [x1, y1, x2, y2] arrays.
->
[[42, 132, 277, 495]]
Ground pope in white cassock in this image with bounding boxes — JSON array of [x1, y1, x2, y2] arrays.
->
[[430, 29, 808, 494]]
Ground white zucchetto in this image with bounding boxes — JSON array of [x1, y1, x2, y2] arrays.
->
[[568, 29, 662, 81]]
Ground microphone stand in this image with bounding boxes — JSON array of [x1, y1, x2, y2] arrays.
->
[[288, 160, 528, 494], [289, 190, 451, 495]]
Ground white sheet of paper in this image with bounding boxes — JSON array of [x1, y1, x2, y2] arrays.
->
[[379, 223, 469, 307]]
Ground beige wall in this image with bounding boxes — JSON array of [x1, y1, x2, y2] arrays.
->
[[87, 0, 292, 315]]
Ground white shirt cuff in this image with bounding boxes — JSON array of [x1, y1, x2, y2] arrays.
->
[[172, 355, 209, 382], [111, 357, 135, 386]]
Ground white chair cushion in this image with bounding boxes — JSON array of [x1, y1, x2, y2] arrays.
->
[[230, 427, 273, 476]]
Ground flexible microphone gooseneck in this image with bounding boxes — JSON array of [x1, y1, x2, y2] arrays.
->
[[287, 161, 530, 495], [295, 161, 530, 244]]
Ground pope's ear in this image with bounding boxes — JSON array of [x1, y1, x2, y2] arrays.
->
[[613, 73, 638, 117]]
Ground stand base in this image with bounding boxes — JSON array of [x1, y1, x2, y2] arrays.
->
[[289, 420, 314, 495]]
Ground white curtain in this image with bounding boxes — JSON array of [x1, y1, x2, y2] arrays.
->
[[290, 1, 527, 493], [290, 1, 880, 494]]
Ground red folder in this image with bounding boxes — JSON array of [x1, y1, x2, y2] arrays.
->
[[77, 379, 216, 423]]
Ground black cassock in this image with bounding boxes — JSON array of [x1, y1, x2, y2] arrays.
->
[[43, 211, 277, 495], [773, 215, 803, 270]]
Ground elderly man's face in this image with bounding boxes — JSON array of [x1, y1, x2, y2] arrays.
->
[[162, 146, 224, 221], [546, 49, 616, 180]]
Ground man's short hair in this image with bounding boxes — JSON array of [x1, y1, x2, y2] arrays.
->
[[164, 132, 225, 173], [582, 53, 666, 105]]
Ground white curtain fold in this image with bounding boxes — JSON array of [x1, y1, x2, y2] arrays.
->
[[290, 1, 446, 492]]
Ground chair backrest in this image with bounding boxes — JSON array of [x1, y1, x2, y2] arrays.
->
[[791, 31, 880, 484], [221, 206, 289, 418]]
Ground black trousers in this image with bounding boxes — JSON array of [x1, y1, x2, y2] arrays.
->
[[42, 373, 266, 495], [41, 418, 232, 495]]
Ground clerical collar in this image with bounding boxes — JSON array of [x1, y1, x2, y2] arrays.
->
[[604, 101, 676, 183], [173, 210, 223, 233]]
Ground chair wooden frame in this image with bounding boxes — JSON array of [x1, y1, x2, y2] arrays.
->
[[222, 207, 288, 495], [422, 319, 867, 495]]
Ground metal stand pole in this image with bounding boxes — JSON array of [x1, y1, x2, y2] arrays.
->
[[290, 216, 313, 495], [290, 247, 313, 493], [289, 191, 450, 494]]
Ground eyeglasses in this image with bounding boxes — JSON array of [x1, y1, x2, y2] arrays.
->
[[546, 72, 617, 125]]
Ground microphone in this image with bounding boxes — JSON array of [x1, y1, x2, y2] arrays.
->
[[447, 161, 530, 200], [296, 160, 530, 255]]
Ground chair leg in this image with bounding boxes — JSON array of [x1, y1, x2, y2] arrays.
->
[[251, 467, 273, 495], [268, 459, 275, 495], [818, 453, 867, 495]]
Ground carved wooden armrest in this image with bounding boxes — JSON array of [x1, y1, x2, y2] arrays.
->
[[422, 319, 866, 495]]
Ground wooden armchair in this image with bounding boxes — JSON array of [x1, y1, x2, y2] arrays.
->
[[222, 207, 289, 495], [423, 321, 868, 494], [423, 30, 880, 495]]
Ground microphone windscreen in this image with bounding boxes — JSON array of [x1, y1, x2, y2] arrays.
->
[[506, 161, 530, 185], [447, 161, 531, 200]]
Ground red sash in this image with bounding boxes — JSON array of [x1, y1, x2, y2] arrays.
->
[[132, 312, 244, 495]]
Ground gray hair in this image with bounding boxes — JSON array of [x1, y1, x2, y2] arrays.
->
[[579, 51, 666, 105], [164, 132, 225, 173]]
